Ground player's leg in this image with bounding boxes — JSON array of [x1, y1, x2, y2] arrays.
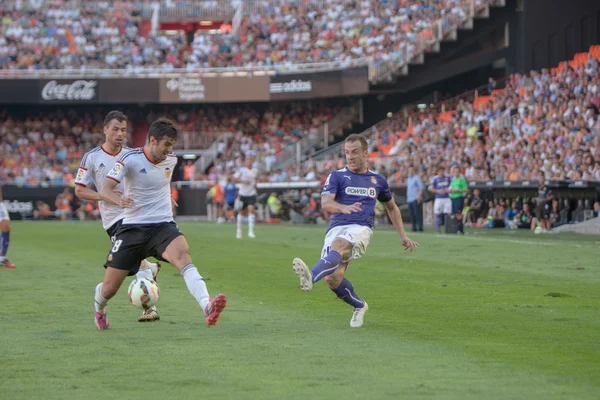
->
[[0, 206, 15, 268], [434, 199, 443, 233], [158, 228, 226, 326], [95, 229, 145, 329], [247, 200, 256, 238], [323, 262, 368, 328], [135, 259, 162, 322], [237, 199, 246, 239], [408, 201, 417, 232], [293, 228, 352, 292], [94, 267, 129, 330]]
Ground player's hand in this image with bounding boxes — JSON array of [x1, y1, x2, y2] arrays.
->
[[113, 189, 123, 196], [119, 195, 135, 209], [342, 202, 362, 214], [171, 198, 178, 208], [401, 236, 420, 252]]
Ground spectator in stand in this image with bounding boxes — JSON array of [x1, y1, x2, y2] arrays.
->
[[548, 199, 562, 228], [405, 165, 424, 232], [466, 188, 484, 226], [33, 200, 51, 220], [504, 201, 520, 229]]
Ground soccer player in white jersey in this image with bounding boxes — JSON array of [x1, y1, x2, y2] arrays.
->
[[75, 111, 162, 322], [0, 185, 16, 269], [292, 135, 419, 328], [94, 117, 227, 330], [233, 156, 258, 239]]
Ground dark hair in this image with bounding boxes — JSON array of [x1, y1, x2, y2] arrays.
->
[[103, 110, 127, 127], [345, 134, 368, 151], [148, 117, 179, 141]]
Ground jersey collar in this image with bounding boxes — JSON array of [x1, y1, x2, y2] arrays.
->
[[101, 144, 122, 157], [143, 148, 161, 165]]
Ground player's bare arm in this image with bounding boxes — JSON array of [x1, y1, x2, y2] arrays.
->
[[321, 193, 362, 215], [383, 198, 419, 252], [74, 184, 102, 202], [100, 177, 135, 208]]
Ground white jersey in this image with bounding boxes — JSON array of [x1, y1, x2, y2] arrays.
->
[[106, 148, 177, 225], [234, 166, 258, 197], [75, 145, 129, 230]]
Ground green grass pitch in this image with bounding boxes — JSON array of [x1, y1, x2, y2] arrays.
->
[[0, 221, 599, 399]]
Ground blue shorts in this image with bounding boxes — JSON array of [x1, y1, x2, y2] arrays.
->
[[451, 197, 464, 215]]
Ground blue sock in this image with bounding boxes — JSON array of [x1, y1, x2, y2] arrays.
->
[[0, 231, 8, 257], [435, 215, 442, 231], [331, 278, 365, 308], [311, 250, 342, 283]]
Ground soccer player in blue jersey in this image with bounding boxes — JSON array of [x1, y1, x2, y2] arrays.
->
[[429, 166, 452, 234], [292, 134, 419, 328]]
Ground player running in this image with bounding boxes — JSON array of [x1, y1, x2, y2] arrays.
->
[[94, 117, 226, 330], [75, 111, 162, 322], [292, 134, 419, 328], [0, 185, 16, 269], [233, 156, 258, 239]]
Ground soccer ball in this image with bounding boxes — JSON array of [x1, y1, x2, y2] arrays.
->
[[128, 278, 160, 310]]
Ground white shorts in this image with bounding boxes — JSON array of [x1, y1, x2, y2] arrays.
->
[[0, 203, 9, 222], [321, 224, 373, 261], [434, 198, 452, 215]]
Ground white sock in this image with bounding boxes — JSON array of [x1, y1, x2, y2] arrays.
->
[[248, 213, 255, 234], [180, 264, 210, 311], [237, 213, 243, 231], [136, 265, 153, 281], [94, 283, 108, 313]]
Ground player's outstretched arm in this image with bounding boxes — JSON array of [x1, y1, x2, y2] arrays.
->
[[321, 193, 361, 215], [383, 198, 419, 252]]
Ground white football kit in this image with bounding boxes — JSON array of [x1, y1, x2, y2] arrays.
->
[[106, 148, 177, 225], [75, 145, 128, 230], [234, 167, 258, 197]]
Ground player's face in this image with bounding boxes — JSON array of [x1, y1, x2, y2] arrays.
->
[[104, 119, 127, 148], [344, 141, 367, 173], [149, 136, 176, 162], [245, 157, 253, 168]]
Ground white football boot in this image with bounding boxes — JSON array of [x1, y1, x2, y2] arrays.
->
[[350, 302, 369, 328], [292, 258, 313, 292]]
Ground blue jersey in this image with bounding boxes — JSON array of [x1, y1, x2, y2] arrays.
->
[[432, 175, 451, 199], [322, 167, 392, 232], [224, 183, 237, 204]]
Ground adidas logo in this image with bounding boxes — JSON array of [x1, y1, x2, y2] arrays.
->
[[99, 163, 105, 168], [140, 168, 147, 174]]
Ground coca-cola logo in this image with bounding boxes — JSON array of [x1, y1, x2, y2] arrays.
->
[[41, 80, 98, 101]]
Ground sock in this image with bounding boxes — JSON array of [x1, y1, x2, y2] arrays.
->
[[237, 213, 243, 231], [136, 265, 153, 281], [331, 278, 365, 309], [180, 264, 210, 311], [435, 215, 442, 231], [94, 283, 108, 313], [248, 213, 255, 234], [311, 250, 342, 283], [0, 231, 9, 257], [457, 217, 464, 233], [138, 259, 158, 278]]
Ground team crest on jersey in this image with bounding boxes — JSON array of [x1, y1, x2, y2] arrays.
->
[[107, 254, 113, 261], [165, 167, 171, 178], [371, 176, 377, 185]]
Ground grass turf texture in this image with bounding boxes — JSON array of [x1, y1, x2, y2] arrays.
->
[[0, 221, 599, 400]]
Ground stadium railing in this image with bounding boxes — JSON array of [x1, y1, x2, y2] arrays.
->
[[1, 0, 363, 20]]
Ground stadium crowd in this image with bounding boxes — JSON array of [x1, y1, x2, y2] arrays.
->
[[0, 0, 474, 71]]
